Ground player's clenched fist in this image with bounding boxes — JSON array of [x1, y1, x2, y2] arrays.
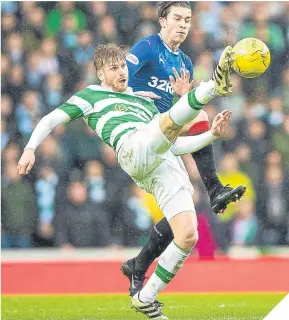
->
[[17, 148, 35, 175]]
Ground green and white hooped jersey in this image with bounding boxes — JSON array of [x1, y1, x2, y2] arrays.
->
[[58, 85, 159, 150]]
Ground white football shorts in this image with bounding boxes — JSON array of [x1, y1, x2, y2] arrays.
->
[[116, 116, 195, 220]]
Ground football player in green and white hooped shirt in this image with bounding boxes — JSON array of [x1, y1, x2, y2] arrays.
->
[[18, 43, 233, 319]]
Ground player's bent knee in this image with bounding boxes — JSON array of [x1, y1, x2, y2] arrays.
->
[[176, 227, 198, 250]]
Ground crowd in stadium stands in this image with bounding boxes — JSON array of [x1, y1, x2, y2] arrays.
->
[[1, 1, 289, 252]]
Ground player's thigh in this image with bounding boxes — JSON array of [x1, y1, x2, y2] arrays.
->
[[180, 109, 209, 136], [117, 128, 165, 180]]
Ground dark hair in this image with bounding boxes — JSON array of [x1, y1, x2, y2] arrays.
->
[[93, 43, 125, 71], [157, 1, 191, 18]]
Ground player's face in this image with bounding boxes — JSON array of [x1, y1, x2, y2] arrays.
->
[[161, 6, 192, 44], [101, 59, 128, 92]]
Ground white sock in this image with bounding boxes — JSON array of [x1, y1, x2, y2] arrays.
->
[[139, 241, 190, 303], [195, 79, 215, 104], [169, 80, 215, 126]]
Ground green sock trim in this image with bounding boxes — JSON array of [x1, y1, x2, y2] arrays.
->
[[155, 264, 175, 284], [173, 240, 191, 255], [188, 89, 204, 110]]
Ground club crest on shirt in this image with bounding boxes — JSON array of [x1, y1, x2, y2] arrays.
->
[[126, 53, 139, 65]]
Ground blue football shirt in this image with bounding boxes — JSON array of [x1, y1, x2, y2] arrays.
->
[[127, 34, 194, 113]]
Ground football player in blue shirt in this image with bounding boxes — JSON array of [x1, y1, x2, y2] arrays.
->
[[122, 1, 246, 297]]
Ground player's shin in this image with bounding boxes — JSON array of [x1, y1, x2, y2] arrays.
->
[[138, 240, 191, 303], [169, 81, 215, 127], [135, 218, 173, 274]]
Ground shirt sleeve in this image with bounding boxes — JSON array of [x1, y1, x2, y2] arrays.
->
[[24, 94, 94, 150], [57, 95, 93, 120], [127, 39, 156, 76]]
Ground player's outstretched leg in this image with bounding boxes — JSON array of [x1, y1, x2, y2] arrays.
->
[[188, 117, 246, 214]]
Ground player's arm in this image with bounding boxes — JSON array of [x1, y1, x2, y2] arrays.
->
[[171, 110, 231, 156], [127, 39, 155, 76], [17, 96, 93, 175]]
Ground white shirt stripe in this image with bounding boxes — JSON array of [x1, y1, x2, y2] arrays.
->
[[67, 96, 93, 116]]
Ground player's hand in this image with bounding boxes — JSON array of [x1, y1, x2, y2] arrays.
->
[[211, 110, 232, 137], [169, 67, 194, 96], [134, 91, 161, 99], [17, 148, 35, 175]]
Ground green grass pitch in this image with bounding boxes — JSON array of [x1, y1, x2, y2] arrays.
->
[[2, 293, 285, 320]]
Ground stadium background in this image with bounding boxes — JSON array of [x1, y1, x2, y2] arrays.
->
[[1, 0, 289, 258]]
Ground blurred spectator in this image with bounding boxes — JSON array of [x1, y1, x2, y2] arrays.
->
[[1, 55, 10, 93], [246, 119, 271, 165], [217, 74, 246, 124], [1, 120, 10, 151], [235, 143, 261, 187], [272, 115, 289, 172], [272, 68, 289, 114], [115, 1, 141, 43], [122, 184, 152, 246], [37, 135, 68, 181], [1, 13, 17, 41], [213, 153, 255, 252], [217, 153, 255, 222], [195, 2, 222, 40], [57, 14, 78, 58], [6, 65, 26, 105], [54, 181, 111, 248], [2, 164, 37, 249], [267, 97, 285, 129], [86, 2, 108, 31], [73, 30, 94, 66], [96, 15, 124, 45], [45, 1, 87, 37], [25, 51, 44, 91], [2, 142, 21, 164], [16, 91, 43, 140], [5, 33, 25, 65], [193, 51, 214, 84], [42, 73, 63, 111], [22, 6, 46, 52], [232, 199, 258, 246], [101, 143, 133, 244], [35, 167, 59, 241], [84, 160, 107, 204], [257, 165, 289, 245], [38, 38, 60, 75]]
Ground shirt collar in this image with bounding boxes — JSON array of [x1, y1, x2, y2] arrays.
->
[[158, 33, 179, 56]]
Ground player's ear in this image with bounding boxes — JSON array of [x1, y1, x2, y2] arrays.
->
[[159, 17, 166, 28], [97, 69, 104, 82]]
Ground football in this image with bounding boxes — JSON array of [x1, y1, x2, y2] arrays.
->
[[232, 38, 271, 78]]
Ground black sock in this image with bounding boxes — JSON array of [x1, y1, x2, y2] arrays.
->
[[134, 217, 173, 274], [192, 144, 223, 196]]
